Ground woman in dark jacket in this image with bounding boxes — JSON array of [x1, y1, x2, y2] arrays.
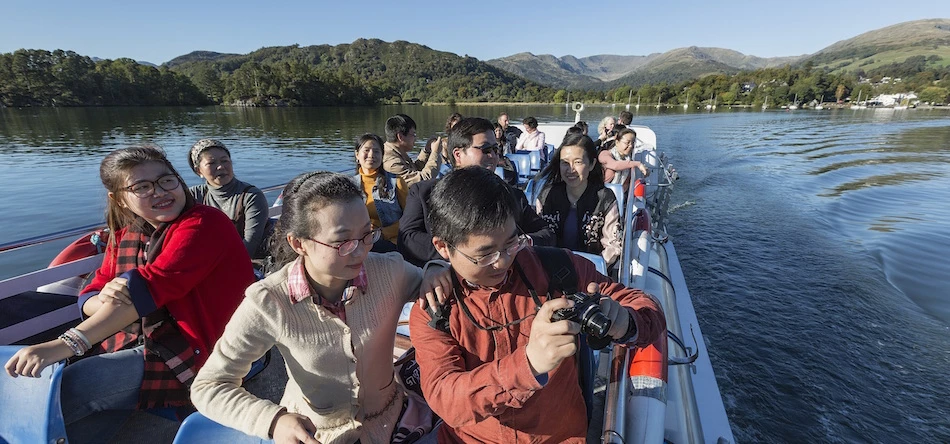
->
[[534, 133, 622, 266]]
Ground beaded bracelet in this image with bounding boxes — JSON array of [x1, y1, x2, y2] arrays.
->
[[68, 328, 92, 350], [59, 333, 84, 356], [59, 328, 90, 356]]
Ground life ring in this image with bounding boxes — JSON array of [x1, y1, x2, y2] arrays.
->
[[629, 330, 669, 382], [38, 230, 109, 295], [48, 230, 108, 267], [572, 102, 585, 113], [625, 329, 669, 442]]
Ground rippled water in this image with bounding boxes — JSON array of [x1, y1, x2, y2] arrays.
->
[[1, 106, 948, 442]]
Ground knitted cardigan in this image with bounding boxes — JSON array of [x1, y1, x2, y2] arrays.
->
[[191, 252, 423, 444]]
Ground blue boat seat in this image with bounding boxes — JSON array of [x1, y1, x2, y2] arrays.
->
[[494, 166, 506, 180], [546, 144, 556, 162], [527, 150, 542, 175], [604, 183, 625, 221], [571, 251, 607, 275], [506, 153, 532, 185], [0, 346, 68, 444], [523, 178, 547, 207], [437, 163, 452, 178], [173, 412, 272, 444]]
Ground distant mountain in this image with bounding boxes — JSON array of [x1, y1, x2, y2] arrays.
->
[[805, 18, 950, 73], [164, 51, 241, 68], [91, 56, 157, 67], [486, 53, 657, 88], [491, 47, 805, 89]]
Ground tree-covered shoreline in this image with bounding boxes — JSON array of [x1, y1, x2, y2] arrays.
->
[[0, 50, 208, 107], [2, 44, 948, 109]]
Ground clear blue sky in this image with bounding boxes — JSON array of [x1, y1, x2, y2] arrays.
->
[[2, 0, 946, 64]]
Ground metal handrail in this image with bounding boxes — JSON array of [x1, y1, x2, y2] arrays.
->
[[601, 343, 631, 443]]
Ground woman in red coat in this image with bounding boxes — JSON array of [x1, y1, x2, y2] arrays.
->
[[4, 145, 254, 444]]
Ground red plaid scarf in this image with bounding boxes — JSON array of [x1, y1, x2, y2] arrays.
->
[[89, 216, 196, 410]]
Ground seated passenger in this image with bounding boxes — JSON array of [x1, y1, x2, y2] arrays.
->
[[535, 134, 622, 266], [5, 146, 254, 444], [187, 138, 270, 258], [398, 117, 555, 267], [599, 128, 649, 187], [618, 110, 633, 126], [353, 133, 408, 252], [515, 116, 546, 162], [427, 112, 463, 162], [191, 172, 447, 444], [498, 112, 522, 155], [564, 124, 586, 141], [494, 122, 519, 186], [594, 116, 617, 150], [382, 113, 443, 186], [409, 167, 665, 443]]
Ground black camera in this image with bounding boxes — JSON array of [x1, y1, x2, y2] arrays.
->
[[551, 292, 612, 340]]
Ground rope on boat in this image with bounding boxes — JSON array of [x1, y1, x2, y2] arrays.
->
[[647, 266, 675, 290], [667, 327, 699, 366], [602, 429, 627, 444]]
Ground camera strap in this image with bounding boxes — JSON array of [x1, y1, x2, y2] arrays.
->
[[428, 247, 578, 333]]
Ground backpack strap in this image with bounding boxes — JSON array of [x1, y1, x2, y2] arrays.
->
[[533, 246, 577, 295], [233, 185, 254, 223]]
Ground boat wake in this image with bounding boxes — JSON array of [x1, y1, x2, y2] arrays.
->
[[668, 200, 695, 214]]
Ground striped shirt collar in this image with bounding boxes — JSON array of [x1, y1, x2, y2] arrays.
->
[[288, 257, 367, 304]]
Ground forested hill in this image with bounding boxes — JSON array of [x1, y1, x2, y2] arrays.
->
[[165, 39, 557, 105], [0, 49, 209, 107]]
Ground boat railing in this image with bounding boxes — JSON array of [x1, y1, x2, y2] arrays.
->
[[601, 342, 631, 444], [0, 255, 103, 301], [0, 183, 289, 256]]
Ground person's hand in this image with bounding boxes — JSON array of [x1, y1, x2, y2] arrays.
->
[[4, 340, 73, 378], [589, 282, 631, 340], [525, 298, 579, 375], [97, 277, 132, 305], [271, 411, 320, 444], [638, 164, 649, 177], [417, 265, 451, 311]]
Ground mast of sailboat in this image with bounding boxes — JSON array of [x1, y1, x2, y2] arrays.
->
[[636, 94, 641, 109], [684, 91, 689, 110]]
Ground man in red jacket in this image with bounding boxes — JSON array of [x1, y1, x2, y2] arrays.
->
[[409, 166, 665, 443]]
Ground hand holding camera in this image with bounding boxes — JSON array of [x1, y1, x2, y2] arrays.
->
[[525, 298, 580, 376], [550, 283, 632, 347]]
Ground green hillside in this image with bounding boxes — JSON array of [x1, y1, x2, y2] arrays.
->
[[808, 19, 950, 73], [167, 39, 558, 105]]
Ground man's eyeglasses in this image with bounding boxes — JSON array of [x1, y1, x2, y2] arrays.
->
[[476, 144, 501, 155], [124, 174, 181, 198], [308, 228, 381, 257], [450, 234, 532, 268]]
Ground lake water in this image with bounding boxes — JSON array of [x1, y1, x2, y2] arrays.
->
[[1, 105, 948, 442]]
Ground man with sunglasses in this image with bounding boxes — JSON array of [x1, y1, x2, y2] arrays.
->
[[408, 167, 665, 443], [397, 117, 554, 267]]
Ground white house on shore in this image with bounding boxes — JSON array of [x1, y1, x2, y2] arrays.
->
[[870, 93, 918, 106]]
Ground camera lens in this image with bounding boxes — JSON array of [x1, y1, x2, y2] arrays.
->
[[578, 305, 612, 338]]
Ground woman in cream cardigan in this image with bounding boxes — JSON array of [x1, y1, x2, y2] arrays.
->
[[191, 172, 447, 444]]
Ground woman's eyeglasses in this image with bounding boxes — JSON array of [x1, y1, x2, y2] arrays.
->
[[123, 174, 181, 198], [308, 228, 381, 257], [450, 234, 532, 268]]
